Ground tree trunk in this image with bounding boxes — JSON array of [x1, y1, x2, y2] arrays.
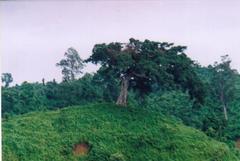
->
[[116, 76, 130, 106], [223, 104, 228, 121], [70, 71, 75, 81], [220, 90, 228, 121]]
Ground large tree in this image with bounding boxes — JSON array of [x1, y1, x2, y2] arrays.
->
[[1, 73, 13, 87], [57, 47, 85, 82], [210, 55, 238, 121], [86, 38, 204, 106]]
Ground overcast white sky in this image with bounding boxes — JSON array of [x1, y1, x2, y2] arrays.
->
[[1, 0, 240, 85]]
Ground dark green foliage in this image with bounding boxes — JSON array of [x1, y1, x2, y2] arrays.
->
[[224, 75, 240, 140], [86, 38, 205, 105], [143, 62, 240, 143], [145, 91, 196, 125], [3, 103, 238, 161], [44, 79, 60, 108], [2, 73, 104, 117], [92, 69, 119, 102], [209, 55, 238, 120], [195, 56, 240, 141], [2, 73, 13, 87], [2, 82, 47, 117], [52, 73, 103, 108], [198, 98, 227, 139]]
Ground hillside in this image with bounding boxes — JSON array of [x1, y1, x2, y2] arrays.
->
[[2, 103, 239, 161]]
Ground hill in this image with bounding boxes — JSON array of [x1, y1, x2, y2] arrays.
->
[[2, 103, 239, 161]]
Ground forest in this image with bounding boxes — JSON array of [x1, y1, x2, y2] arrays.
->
[[2, 38, 240, 160]]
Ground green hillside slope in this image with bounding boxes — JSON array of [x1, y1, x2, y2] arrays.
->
[[2, 103, 239, 161]]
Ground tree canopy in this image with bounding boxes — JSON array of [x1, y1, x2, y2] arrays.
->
[[86, 38, 205, 105], [210, 55, 238, 121], [57, 47, 84, 82], [2, 73, 13, 87]]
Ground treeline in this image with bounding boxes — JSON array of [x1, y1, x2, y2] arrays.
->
[[2, 73, 117, 116], [2, 38, 240, 146]]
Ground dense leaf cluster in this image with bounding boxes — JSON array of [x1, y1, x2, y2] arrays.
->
[[86, 39, 205, 103]]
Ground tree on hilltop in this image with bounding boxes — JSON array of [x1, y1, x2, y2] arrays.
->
[[86, 38, 204, 106]]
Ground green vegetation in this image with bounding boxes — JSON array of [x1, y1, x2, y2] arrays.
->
[[2, 38, 240, 160], [86, 39, 204, 106], [3, 103, 238, 161]]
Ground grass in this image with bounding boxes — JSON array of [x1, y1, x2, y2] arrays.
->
[[2, 103, 239, 161]]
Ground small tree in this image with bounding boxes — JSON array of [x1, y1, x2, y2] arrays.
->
[[1, 73, 13, 87], [211, 55, 238, 121], [57, 47, 85, 82]]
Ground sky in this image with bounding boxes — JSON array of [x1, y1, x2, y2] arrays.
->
[[1, 0, 240, 85]]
